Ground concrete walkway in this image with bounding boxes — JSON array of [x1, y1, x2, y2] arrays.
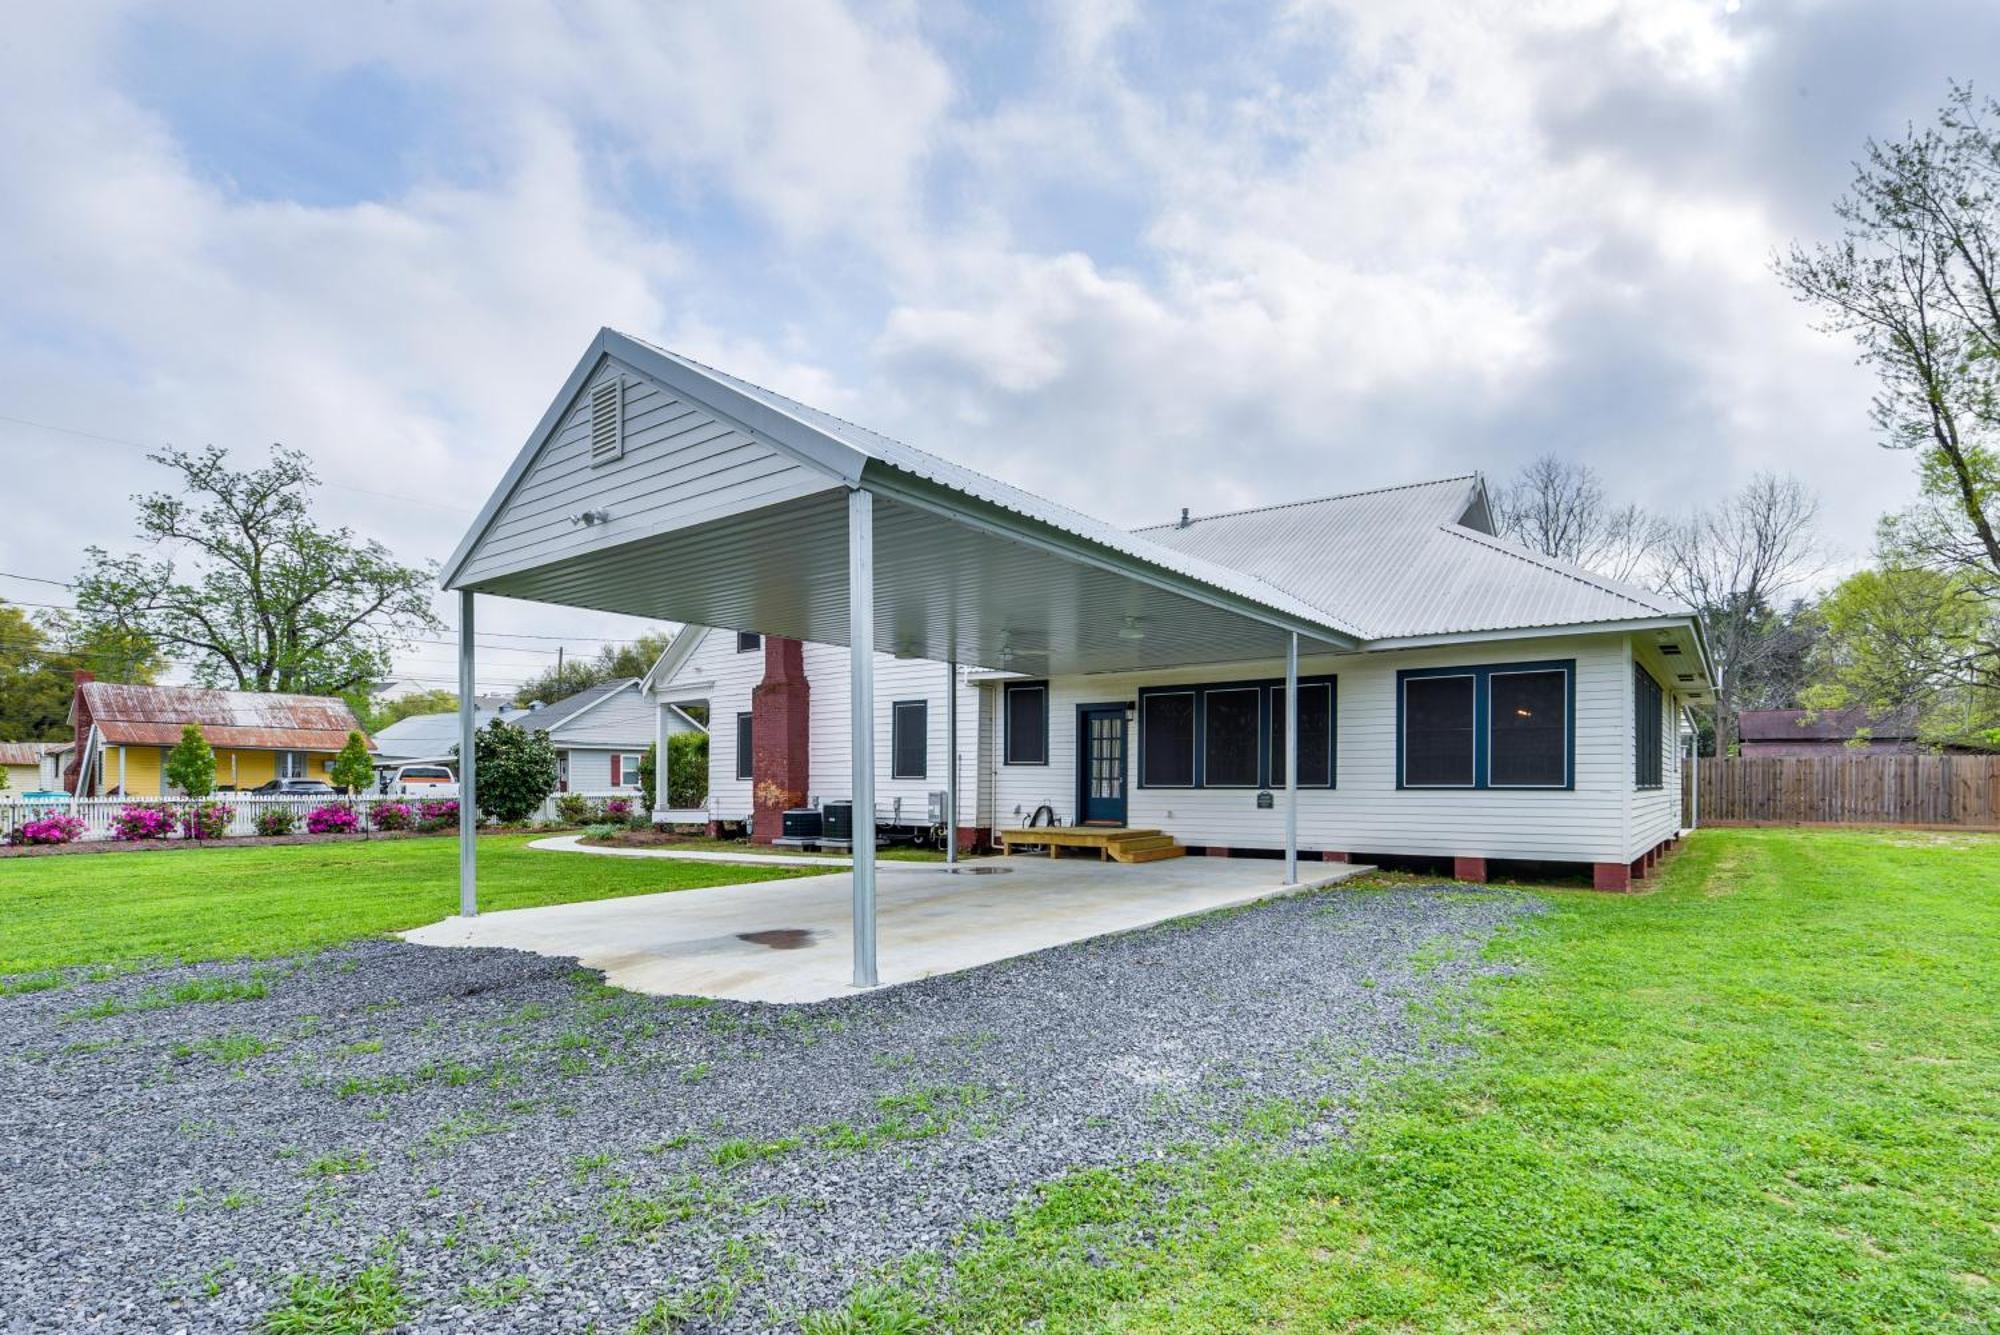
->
[[402, 853, 1371, 1003]]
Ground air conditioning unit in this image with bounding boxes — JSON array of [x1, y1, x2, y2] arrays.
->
[[822, 801, 853, 841], [782, 808, 823, 839]]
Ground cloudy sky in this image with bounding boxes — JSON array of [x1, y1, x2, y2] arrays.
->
[[2, 0, 1992, 693]]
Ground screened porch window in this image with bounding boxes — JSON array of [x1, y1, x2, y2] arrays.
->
[[1003, 682, 1048, 765], [1271, 681, 1336, 787], [891, 700, 927, 780], [1634, 665, 1665, 789], [1398, 661, 1573, 790], [1139, 677, 1336, 789], [1202, 687, 1261, 787], [1140, 690, 1196, 787], [734, 712, 753, 781]]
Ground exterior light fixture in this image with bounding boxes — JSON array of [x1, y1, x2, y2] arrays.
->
[[567, 509, 611, 527], [1118, 616, 1147, 641]]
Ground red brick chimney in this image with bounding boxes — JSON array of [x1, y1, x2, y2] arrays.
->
[[749, 636, 810, 844], [65, 670, 97, 795]]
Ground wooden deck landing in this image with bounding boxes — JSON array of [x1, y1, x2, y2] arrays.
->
[[997, 826, 1186, 864]]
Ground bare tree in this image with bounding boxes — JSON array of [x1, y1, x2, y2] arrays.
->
[[1491, 455, 1666, 583], [1658, 474, 1822, 754]]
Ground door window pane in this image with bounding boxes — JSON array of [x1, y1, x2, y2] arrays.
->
[[1404, 676, 1475, 786], [1140, 692, 1195, 786], [1203, 687, 1261, 786], [1489, 670, 1567, 787]]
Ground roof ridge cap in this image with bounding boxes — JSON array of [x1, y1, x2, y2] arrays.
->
[[1131, 475, 1479, 533], [1438, 523, 1680, 613]]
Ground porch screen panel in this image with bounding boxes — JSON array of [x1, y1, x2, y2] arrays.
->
[[1634, 667, 1664, 788], [1403, 675, 1475, 786], [1203, 687, 1261, 787], [1271, 682, 1335, 787], [1004, 684, 1047, 765], [1488, 670, 1567, 787], [734, 712, 754, 780], [891, 701, 927, 780], [1140, 692, 1195, 786]]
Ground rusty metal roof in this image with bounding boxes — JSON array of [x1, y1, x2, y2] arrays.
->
[[0, 742, 59, 766], [76, 683, 372, 751]]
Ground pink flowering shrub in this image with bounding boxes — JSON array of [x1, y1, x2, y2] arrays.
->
[[371, 802, 418, 832], [416, 799, 459, 832], [254, 807, 298, 837], [110, 804, 177, 841], [6, 813, 87, 846], [305, 804, 359, 835], [603, 797, 634, 821], [179, 801, 232, 841]]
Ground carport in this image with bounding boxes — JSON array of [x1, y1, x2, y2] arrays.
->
[[441, 330, 1360, 989]]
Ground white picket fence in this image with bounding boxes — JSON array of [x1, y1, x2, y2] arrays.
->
[[2, 789, 645, 843]]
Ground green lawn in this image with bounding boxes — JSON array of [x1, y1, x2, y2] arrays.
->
[[0, 834, 829, 976], [867, 827, 2000, 1331]]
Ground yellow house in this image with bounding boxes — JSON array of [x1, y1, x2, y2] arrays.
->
[[64, 676, 372, 797]]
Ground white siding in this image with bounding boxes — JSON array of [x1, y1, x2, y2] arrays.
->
[[549, 684, 663, 748], [1629, 638, 1689, 858], [986, 633, 1643, 863], [458, 356, 842, 586], [801, 645, 980, 826], [670, 631, 769, 822]]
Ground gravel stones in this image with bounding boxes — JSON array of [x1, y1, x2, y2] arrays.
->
[[0, 883, 1539, 1332]]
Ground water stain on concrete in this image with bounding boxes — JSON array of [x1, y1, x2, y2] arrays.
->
[[737, 928, 817, 951]]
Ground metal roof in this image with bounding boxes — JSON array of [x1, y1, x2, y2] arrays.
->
[[75, 683, 370, 751], [1134, 477, 1690, 640], [369, 706, 512, 761], [0, 742, 59, 766], [519, 679, 636, 733]]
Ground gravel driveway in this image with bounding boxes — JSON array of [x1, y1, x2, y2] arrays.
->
[[0, 882, 1539, 1332]]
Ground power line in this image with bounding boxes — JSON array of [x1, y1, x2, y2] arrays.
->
[[0, 410, 475, 515]]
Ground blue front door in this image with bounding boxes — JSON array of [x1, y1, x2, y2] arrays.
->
[[1078, 705, 1128, 825]]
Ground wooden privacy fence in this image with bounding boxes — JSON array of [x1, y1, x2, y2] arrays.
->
[[1686, 755, 2000, 829]]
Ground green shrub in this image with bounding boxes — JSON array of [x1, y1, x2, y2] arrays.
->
[[553, 792, 596, 826], [457, 721, 557, 825], [665, 732, 707, 810]]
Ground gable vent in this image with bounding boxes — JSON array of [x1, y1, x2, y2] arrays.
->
[[1659, 643, 1682, 655], [589, 376, 624, 465], [1676, 673, 1697, 683]]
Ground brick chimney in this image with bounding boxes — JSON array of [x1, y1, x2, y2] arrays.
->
[[749, 636, 810, 844], [65, 670, 97, 795]]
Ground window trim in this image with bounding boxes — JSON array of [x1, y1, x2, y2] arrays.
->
[[1002, 681, 1050, 766], [1136, 676, 1338, 791], [736, 631, 762, 654], [1634, 664, 1665, 790], [1396, 660, 1575, 792], [734, 711, 753, 781], [616, 752, 643, 788], [890, 699, 928, 780]]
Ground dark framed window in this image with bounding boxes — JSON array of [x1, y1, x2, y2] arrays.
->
[[1138, 677, 1337, 789], [1271, 681, 1336, 787], [1003, 682, 1048, 765], [736, 631, 761, 653], [891, 700, 928, 780], [1140, 690, 1196, 787], [1202, 687, 1261, 787], [1398, 661, 1574, 790], [734, 711, 753, 781], [1634, 665, 1665, 789]]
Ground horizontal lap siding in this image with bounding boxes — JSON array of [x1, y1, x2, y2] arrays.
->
[[564, 748, 616, 792], [988, 634, 1634, 862], [549, 687, 655, 748], [804, 646, 980, 822], [1629, 640, 1687, 858], [458, 357, 840, 586], [688, 633, 768, 823]]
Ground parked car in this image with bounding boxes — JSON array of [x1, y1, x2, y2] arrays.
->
[[249, 778, 337, 795], [384, 764, 459, 798]]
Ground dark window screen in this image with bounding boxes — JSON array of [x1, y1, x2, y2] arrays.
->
[[1004, 685, 1047, 765], [1271, 682, 1334, 786], [1203, 688, 1261, 786], [736, 632, 761, 653], [734, 712, 753, 780], [1404, 675, 1475, 786], [891, 701, 927, 780], [1635, 667, 1664, 788], [1489, 670, 1567, 786], [1141, 692, 1195, 786]]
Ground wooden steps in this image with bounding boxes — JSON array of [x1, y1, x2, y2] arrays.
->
[[997, 826, 1187, 864]]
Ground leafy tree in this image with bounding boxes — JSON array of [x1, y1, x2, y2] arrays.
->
[[1779, 83, 2000, 695], [665, 731, 708, 809], [71, 445, 441, 696], [0, 601, 161, 741], [329, 731, 376, 795], [455, 721, 559, 824], [1491, 455, 1665, 582], [513, 630, 675, 705], [638, 741, 657, 814], [1658, 474, 1821, 754], [352, 688, 460, 733], [1803, 566, 2000, 750], [165, 724, 217, 799]]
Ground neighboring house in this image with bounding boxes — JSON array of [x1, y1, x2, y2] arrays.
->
[[450, 330, 1715, 893], [62, 673, 371, 796], [520, 678, 703, 792], [371, 701, 526, 765], [0, 742, 61, 792], [1736, 707, 1922, 757]]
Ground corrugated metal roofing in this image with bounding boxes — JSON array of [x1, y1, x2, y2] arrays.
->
[[1133, 478, 1689, 639], [617, 334, 1364, 640], [0, 741, 59, 766], [370, 706, 511, 761], [77, 683, 371, 751]]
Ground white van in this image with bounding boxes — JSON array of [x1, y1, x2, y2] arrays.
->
[[385, 764, 459, 798]]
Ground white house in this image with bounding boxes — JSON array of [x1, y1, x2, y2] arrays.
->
[[440, 329, 1715, 986]]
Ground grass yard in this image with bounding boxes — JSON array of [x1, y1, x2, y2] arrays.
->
[[867, 827, 2000, 1331], [0, 834, 830, 976]]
